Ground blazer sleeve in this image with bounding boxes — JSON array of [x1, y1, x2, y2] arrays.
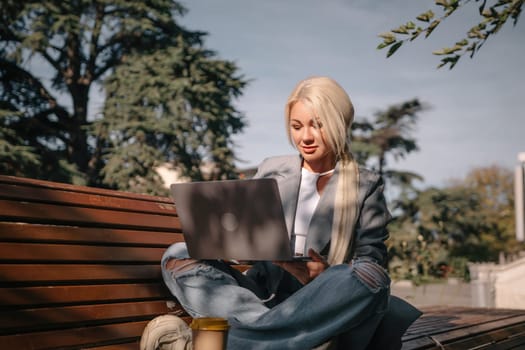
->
[[353, 172, 391, 266]]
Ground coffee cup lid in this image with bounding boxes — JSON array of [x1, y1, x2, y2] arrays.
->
[[190, 317, 230, 331]]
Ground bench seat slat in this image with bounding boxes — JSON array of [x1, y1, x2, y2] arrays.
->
[[0, 283, 172, 307], [0, 264, 163, 282], [446, 323, 525, 349], [0, 199, 181, 230], [486, 333, 525, 349], [0, 222, 183, 245], [403, 307, 524, 338], [431, 315, 525, 346], [401, 307, 525, 349], [0, 242, 166, 262], [400, 337, 436, 349]]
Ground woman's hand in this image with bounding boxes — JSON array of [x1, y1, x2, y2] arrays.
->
[[274, 249, 329, 285]]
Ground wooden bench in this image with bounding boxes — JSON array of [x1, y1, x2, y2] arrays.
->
[[2, 174, 525, 350], [0, 174, 187, 349]]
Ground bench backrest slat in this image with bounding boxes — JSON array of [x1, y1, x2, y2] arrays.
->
[[0, 199, 181, 230], [0, 222, 182, 245], [1, 300, 170, 330], [1, 263, 162, 282], [0, 320, 152, 349], [0, 242, 166, 262], [0, 176, 175, 203], [0, 283, 169, 307], [0, 183, 178, 213]]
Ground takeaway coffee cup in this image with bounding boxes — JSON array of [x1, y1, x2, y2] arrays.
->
[[190, 317, 229, 350]]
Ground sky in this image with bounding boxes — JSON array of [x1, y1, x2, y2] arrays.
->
[[173, 0, 525, 188]]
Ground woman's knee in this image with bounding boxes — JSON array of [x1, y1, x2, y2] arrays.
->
[[162, 242, 190, 266], [351, 259, 390, 292]]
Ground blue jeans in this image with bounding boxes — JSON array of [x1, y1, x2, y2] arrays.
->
[[162, 243, 390, 350]]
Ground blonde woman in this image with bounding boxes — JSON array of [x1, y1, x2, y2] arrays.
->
[[155, 77, 420, 350]]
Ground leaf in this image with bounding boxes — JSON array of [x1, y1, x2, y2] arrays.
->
[[432, 45, 461, 55], [432, 48, 447, 55], [387, 41, 403, 58], [378, 32, 397, 43], [392, 25, 409, 34], [377, 41, 395, 50], [478, 0, 487, 15], [455, 39, 469, 46], [466, 42, 478, 58], [425, 19, 441, 37], [468, 27, 484, 38], [416, 10, 435, 22], [482, 8, 494, 17], [437, 55, 460, 69], [410, 27, 423, 41], [444, 0, 461, 16]]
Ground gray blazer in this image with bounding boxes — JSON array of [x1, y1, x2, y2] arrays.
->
[[253, 154, 391, 265], [247, 155, 421, 348], [246, 154, 391, 305]]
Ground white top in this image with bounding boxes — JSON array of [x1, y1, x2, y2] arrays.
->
[[292, 168, 323, 255]]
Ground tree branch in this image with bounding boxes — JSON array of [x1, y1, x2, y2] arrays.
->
[[378, 0, 524, 69]]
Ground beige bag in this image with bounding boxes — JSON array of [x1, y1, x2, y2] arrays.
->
[[140, 314, 192, 350]]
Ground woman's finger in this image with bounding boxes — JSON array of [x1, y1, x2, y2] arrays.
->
[[307, 248, 326, 263]]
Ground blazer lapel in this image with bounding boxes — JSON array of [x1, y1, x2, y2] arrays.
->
[[304, 165, 339, 255], [276, 158, 302, 237]]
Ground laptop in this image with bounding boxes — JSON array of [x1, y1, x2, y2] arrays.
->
[[170, 178, 306, 261]]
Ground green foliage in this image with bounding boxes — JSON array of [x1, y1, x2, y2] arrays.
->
[[0, 0, 247, 193], [352, 99, 426, 192], [97, 42, 246, 194], [451, 165, 520, 256], [388, 165, 523, 282], [377, 0, 523, 68], [101, 134, 165, 195], [0, 109, 41, 176], [387, 231, 454, 284]]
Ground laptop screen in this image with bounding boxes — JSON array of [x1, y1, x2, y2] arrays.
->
[[170, 178, 295, 261]]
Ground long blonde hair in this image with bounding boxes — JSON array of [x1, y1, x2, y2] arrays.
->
[[285, 76, 360, 265]]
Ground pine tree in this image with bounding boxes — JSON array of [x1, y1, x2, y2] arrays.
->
[[0, 0, 246, 193], [352, 99, 426, 192]]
